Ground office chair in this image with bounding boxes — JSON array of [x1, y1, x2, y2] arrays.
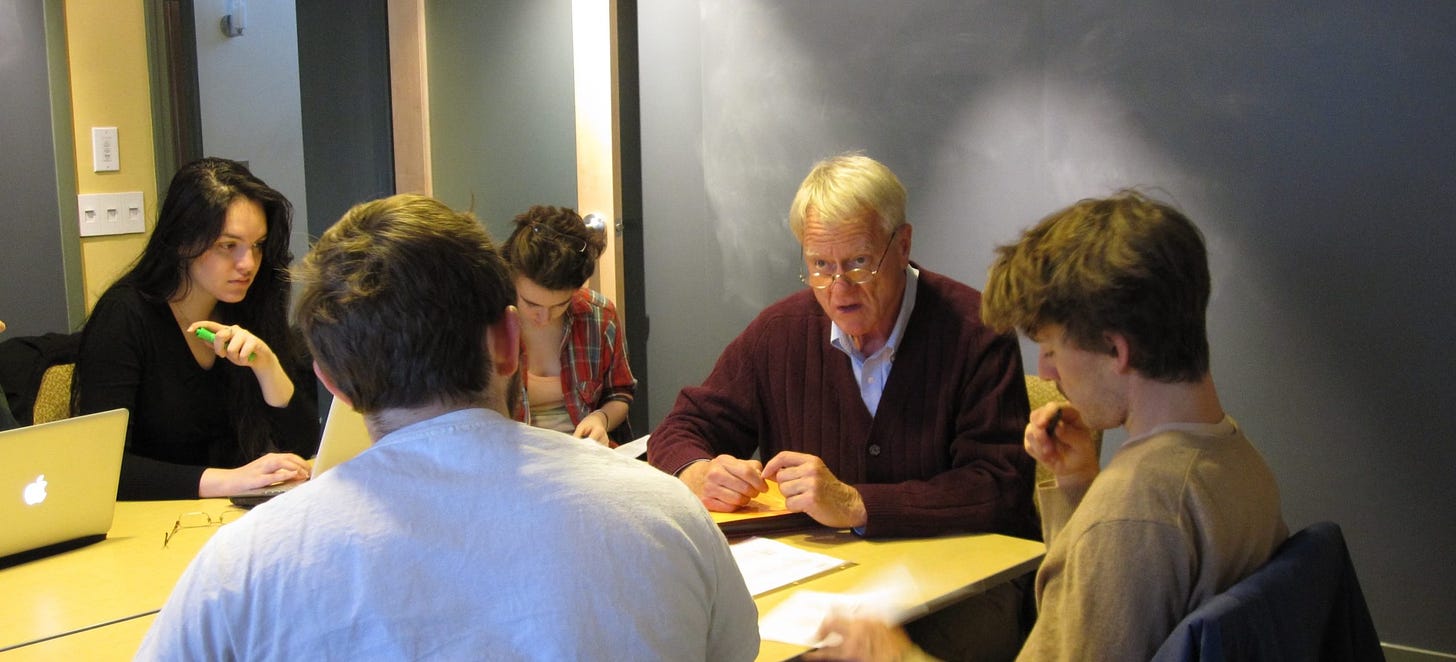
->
[[0, 331, 80, 425], [31, 363, 74, 425], [1150, 521, 1385, 662]]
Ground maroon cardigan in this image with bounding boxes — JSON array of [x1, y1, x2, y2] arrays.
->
[[649, 268, 1037, 539]]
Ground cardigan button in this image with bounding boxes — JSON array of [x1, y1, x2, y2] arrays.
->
[[867, 444, 882, 457]]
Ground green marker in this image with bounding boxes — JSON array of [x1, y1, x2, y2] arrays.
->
[[195, 327, 256, 362]]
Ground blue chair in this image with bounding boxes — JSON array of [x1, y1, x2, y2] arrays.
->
[[1151, 521, 1384, 661]]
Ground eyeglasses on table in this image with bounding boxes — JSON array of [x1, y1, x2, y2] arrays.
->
[[162, 509, 243, 548]]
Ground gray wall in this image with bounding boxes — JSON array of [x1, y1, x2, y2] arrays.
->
[[425, 0, 577, 240], [192, 0, 311, 259], [1, 0, 78, 335], [296, 0, 394, 239], [639, 1, 1456, 654]]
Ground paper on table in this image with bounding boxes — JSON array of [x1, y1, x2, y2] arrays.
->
[[729, 537, 850, 597], [612, 434, 649, 459], [757, 563, 927, 647], [714, 480, 792, 520]]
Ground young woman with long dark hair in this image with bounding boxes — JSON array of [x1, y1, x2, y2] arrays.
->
[[76, 158, 318, 499]]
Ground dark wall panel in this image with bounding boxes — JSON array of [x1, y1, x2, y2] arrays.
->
[[296, 0, 395, 239], [424, 1, 577, 240], [638, 0, 1456, 653], [1, 0, 71, 336]]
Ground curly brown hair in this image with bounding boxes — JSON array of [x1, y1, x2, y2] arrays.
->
[[500, 205, 606, 291]]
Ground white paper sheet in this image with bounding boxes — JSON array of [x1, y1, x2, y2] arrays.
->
[[756, 563, 926, 647], [613, 434, 649, 458], [729, 536, 849, 597]]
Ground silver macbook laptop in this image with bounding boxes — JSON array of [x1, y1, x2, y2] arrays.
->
[[0, 408, 128, 566], [229, 398, 371, 507]]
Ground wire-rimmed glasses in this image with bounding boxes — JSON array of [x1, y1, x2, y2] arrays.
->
[[800, 226, 901, 290], [531, 224, 587, 253], [162, 509, 242, 548]]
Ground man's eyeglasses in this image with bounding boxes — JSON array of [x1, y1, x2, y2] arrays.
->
[[800, 226, 901, 290], [531, 224, 587, 253], [163, 510, 241, 548]]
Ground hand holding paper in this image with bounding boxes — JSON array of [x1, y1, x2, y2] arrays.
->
[[757, 562, 926, 650]]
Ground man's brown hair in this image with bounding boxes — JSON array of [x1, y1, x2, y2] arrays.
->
[[982, 191, 1211, 383], [293, 194, 515, 412]]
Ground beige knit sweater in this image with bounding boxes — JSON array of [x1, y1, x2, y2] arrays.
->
[[1019, 417, 1288, 662]]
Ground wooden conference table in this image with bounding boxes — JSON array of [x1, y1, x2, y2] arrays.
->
[[746, 528, 1044, 661], [1, 500, 1043, 660], [0, 498, 233, 660]]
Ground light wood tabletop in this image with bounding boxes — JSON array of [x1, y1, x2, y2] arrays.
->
[[745, 529, 1045, 661], [0, 498, 239, 653], [1, 500, 1042, 660], [0, 614, 155, 662]]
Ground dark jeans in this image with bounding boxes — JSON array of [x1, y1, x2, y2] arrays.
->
[[903, 571, 1035, 662]]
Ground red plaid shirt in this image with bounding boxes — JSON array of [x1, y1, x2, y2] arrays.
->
[[514, 289, 637, 443]]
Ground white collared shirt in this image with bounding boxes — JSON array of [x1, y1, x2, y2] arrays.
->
[[829, 265, 919, 417]]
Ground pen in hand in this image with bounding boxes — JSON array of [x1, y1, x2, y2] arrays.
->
[[1046, 407, 1063, 442], [195, 327, 256, 362]]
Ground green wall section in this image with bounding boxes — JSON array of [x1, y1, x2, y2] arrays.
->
[[425, 0, 578, 241]]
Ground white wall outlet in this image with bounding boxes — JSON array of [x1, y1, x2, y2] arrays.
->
[[92, 127, 120, 172], [78, 192, 145, 237]]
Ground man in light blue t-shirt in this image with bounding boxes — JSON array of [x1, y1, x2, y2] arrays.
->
[[139, 195, 759, 661]]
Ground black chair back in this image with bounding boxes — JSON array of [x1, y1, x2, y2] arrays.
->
[[1151, 521, 1384, 661]]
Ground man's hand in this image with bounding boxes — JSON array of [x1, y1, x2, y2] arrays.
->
[[804, 613, 920, 661], [763, 451, 867, 529], [1025, 403, 1099, 487], [678, 455, 767, 512]]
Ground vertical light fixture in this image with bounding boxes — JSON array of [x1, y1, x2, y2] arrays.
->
[[220, 0, 247, 38], [572, 0, 624, 313]]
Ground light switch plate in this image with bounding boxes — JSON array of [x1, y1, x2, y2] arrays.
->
[[78, 192, 145, 237], [92, 127, 120, 172]]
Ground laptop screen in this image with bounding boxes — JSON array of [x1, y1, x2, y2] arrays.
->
[[0, 409, 128, 564]]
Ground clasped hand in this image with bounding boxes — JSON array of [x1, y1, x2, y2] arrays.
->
[[683, 451, 867, 529]]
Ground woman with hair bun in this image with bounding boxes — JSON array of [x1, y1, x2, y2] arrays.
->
[[500, 205, 636, 446]]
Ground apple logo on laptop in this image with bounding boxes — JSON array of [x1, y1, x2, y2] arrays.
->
[[23, 474, 48, 506]]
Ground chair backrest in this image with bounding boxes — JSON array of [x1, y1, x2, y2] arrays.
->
[[1024, 375, 1102, 490], [0, 332, 81, 426], [1150, 521, 1385, 662], [31, 363, 74, 425]]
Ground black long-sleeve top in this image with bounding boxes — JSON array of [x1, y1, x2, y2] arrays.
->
[[76, 284, 318, 500]]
